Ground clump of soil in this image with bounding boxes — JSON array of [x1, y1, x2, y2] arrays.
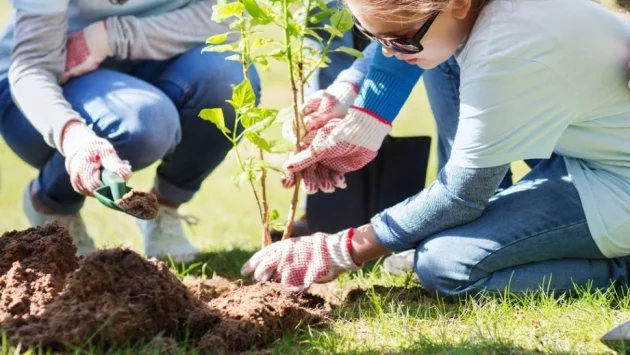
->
[[0, 222, 78, 321], [197, 282, 326, 354], [183, 276, 239, 303], [4, 248, 219, 347], [115, 189, 159, 220], [0, 224, 328, 353]]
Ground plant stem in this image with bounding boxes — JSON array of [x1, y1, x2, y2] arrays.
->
[[281, 0, 304, 240], [238, 24, 271, 247]]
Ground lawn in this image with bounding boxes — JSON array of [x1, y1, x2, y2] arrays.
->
[[0, 2, 628, 354]]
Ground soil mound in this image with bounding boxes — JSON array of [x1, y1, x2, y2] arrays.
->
[[0, 224, 328, 353], [184, 276, 239, 303], [5, 248, 219, 347], [0, 223, 78, 321], [197, 282, 326, 353], [116, 190, 159, 220]]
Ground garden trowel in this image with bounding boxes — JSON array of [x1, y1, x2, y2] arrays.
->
[[93, 168, 136, 217]]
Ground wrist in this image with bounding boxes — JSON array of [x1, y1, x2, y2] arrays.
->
[[327, 229, 362, 271], [339, 107, 392, 151], [350, 224, 391, 265], [83, 21, 114, 58], [327, 82, 359, 107], [60, 120, 96, 156]]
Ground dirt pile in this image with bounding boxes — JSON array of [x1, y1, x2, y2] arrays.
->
[[5, 248, 219, 347], [0, 223, 327, 353], [197, 282, 326, 353], [0, 223, 78, 321], [115, 189, 159, 220]]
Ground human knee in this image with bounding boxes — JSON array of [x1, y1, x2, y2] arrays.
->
[[169, 49, 261, 110], [414, 237, 474, 296], [108, 93, 181, 170]]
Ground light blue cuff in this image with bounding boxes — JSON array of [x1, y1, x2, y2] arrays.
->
[[355, 44, 424, 122], [10, 0, 69, 13]]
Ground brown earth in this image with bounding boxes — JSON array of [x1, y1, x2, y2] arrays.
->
[[115, 189, 159, 220], [0, 223, 78, 321], [0, 223, 327, 354]]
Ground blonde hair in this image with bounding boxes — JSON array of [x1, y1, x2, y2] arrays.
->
[[342, 0, 474, 24]]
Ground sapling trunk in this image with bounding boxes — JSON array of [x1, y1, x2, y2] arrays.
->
[[204, 0, 360, 248], [280, 0, 309, 240]]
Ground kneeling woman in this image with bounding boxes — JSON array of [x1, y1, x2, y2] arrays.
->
[[0, 0, 260, 261], [242, 0, 630, 296]]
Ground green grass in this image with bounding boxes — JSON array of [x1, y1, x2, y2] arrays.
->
[[0, 3, 627, 354]]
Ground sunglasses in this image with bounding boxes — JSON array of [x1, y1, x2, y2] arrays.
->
[[353, 12, 439, 54]]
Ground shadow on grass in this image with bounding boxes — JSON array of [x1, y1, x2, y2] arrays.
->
[[273, 334, 580, 354]]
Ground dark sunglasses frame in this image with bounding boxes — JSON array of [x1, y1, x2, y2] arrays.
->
[[353, 12, 440, 54]]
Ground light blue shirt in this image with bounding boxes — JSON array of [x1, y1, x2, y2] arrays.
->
[[0, 0, 197, 80], [450, 0, 630, 258]]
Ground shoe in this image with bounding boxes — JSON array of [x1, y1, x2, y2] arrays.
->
[[137, 205, 198, 263], [270, 215, 310, 242], [383, 249, 417, 276], [22, 181, 96, 256]]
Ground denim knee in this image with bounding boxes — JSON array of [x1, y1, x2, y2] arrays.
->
[[107, 93, 181, 170], [155, 48, 262, 120], [415, 236, 475, 296]]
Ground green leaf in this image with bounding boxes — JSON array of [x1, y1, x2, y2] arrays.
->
[[199, 108, 231, 134], [225, 54, 242, 61], [288, 22, 302, 37], [309, 10, 331, 24], [304, 28, 323, 42], [232, 171, 250, 187], [270, 209, 280, 221], [256, 160, 283, 173], [206, 33, 229, 44], [215, 2, 245, 20], [245, 133, 270, 151], [202, 43, 239, 53], [334, 46, 364, 58], [253, 55, 269, 70], [323, 24, 344, 38], [242, 0, 273, 24], [232, 80, 256, 110], [330, 8, 354, 33], [245, 115, 275, 134], [245, 134, 292, 153], [268, 138, 294, 153], [252, 37, 266, 50]]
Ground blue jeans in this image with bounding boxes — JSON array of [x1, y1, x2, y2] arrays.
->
[[417, 59, 630, 297], [0, 46, 261, 214]]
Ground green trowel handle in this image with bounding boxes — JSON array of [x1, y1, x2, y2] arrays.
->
[[100, 169, 127, 201]]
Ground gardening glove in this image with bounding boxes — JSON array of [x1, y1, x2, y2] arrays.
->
[[62, 21, 113, 83], [241, 228, 361, 290], [282, 107, 391, 194], [282, 81, 359, 146], [281, 164, 347, 194], [61, 121, 132, 196]]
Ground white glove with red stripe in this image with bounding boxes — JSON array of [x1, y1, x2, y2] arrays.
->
[[62, 21, 113, 83], [282, 106, 391, 194], [61, 121, 132, 196], [241, 228, 361, 290]]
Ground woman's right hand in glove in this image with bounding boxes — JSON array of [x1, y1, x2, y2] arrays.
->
[[61, 121, 132, 196]]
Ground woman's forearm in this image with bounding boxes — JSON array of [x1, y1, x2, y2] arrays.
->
[[371, 163, 510, 252], [9, 10, 83, 151], [106, 0, 230, 61], [350, 223, 391, 264]]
